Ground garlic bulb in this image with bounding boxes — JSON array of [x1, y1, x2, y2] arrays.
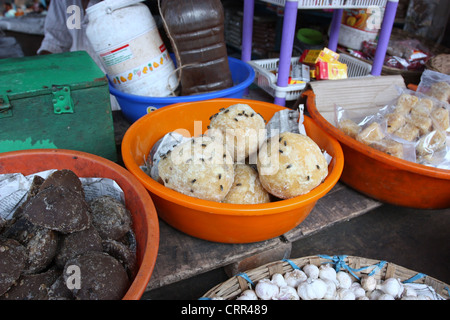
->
[[303, 264, 319, 280], [319, 264, 337, 283], [236, 289, 258, 300], [284, 269, 307, 287], [323, 279, 337, 300], [350, 282, 366, 298], [336, 271, 352, 289], [271, 273, 287, 287], [402, 285, 417, 298], [297, 278, 327, 300], [336, 288, 356, 300], [274, 285, 300, 300], [361, 275, 377, 292], [368, 289, 384, 300], [377, 278, 403, 298], [357, 296, 369, 300], [255, 279, 279, 300], [378, 293, 395, 300]]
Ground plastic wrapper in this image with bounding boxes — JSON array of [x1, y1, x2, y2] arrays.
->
[[417, 70, 450, 104], [336, 87, 450, 169], [361, 39, 432, 71]]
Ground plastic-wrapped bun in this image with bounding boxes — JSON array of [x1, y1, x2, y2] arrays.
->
[[208, 104, 266, 162], [394, 93, 419, 115], [257, 132, 328, 199], [223, 164, 271, 204], [431, 106, 449, 131], [158, 135, 234, 202], [356, 122, 385, 145], [338, 119, 360, 138], [429, 81, 450, 103]]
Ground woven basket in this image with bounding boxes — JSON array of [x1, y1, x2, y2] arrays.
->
[[201, 255, 449, 300], [426, 54, 450, 75]]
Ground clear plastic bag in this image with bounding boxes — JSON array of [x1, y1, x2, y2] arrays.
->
[[336, 86, 450, 169], [417, 70, 450, 104]]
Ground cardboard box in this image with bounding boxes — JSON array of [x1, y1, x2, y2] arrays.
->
[[0, 51, 117, 161], [308, 75, 407, 125], [315, 61, 348, 80], [300, 48, 340, 67]]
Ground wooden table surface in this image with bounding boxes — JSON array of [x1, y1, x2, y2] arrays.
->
[[145, 181, 381, 291]]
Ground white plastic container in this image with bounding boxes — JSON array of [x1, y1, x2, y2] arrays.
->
[[337, 7, 385, 50], [86, 0, 178, 97]]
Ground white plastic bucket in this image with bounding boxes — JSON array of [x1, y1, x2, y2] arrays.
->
[[86, 0, 177, 97], [337, 7, 385, 50]]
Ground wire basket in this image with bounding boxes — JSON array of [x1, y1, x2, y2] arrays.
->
[[260, 0, 387, 9], [247, 53, 372, 101], [201, 255, 450, 300]]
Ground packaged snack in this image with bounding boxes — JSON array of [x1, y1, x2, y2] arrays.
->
[[315, 61, 348, 80], [335, 87, 450, 169], [417, 70, 450, 104], [299, 48, 340, 67]]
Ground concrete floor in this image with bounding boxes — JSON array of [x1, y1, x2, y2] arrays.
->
[[144, 203, 450, 300]]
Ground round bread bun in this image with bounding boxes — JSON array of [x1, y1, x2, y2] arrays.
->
[[158, 135, 235, 202], [257, 132, 328, 199], [208, 104, 266, 162], [223, 164, 271, 204]]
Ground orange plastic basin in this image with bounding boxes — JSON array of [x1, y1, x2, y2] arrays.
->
[[121, 98, 344, 243], [0, 149, 159, 300], [305, 90, 450, 209]]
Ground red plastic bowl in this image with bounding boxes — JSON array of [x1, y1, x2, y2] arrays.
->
[[0, 149, 159, 299], [305, 90, 450, 209], [121, 98, 344, 243]]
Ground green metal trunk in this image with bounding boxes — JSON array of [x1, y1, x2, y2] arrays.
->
[[0, 51, 117, 161]]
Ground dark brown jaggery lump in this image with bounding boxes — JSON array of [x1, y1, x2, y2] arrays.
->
[[64, 251, 129, 300], [38, 169, 84, 197], [0, 267, 59, 300], [54, 226, 103, 268], [47, 275, 74, 300], [102, 239, 137, 279], [22, 185, 91, 234], [89, 196, 132, 240], [0, 238, 27, 296], [3, 216, 59, 274], [7, 175, 45, 221], [0, 217, 6, 234], [23, 227, 58, 274]]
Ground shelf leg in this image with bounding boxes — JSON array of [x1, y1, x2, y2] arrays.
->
[[371, 0, 398, 76], [241, 0, 254, 96], [328, 9, 343, 52], [274, 0, 298, 107]]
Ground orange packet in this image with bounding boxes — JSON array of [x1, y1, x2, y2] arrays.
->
[[315, 61, 348, 80]]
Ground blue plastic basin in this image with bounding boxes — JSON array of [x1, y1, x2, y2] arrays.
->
[[109, 56, 255, 123]]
